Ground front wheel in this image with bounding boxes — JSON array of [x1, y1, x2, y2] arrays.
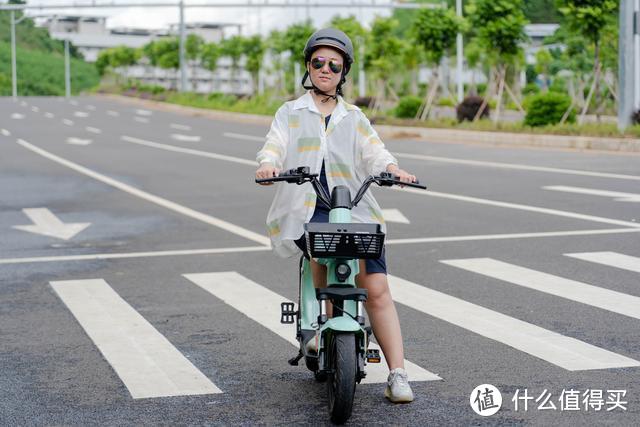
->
[[328, 332, 357, 424]]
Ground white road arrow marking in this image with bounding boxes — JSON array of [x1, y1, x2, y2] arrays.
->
[[66, 137, 93, 146], [382, 208, 410, 224], [74, 111, 89, 118], [543, 185, 640, 202], [11, 113, 24, 119], [171, 134, 201, 142], [13, 208, 91, 240]]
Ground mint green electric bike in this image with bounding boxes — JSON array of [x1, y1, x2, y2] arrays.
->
[[256, 166, 426, 424]]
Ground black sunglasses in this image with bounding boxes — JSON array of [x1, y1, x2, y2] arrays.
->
[[310, 56, 343, 74]]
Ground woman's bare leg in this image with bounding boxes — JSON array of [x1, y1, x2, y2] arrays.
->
[[356, 260, 405, 370]]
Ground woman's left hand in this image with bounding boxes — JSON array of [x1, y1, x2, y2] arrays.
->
[[386, 165, 416, 187]]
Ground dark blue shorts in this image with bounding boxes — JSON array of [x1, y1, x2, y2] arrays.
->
[[294, 207, 387, 275]]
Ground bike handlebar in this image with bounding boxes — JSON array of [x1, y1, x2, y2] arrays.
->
[[255, 166, 427, 208]]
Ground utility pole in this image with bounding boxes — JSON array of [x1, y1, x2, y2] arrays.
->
[[64, 39, 71, 98], [178, 0, 187, 92], [456, 0, 464, 103], [618, 0, 638, 131], [11, 11, 17, 99]]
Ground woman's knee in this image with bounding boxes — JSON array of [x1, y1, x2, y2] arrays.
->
[[359, 273, 392, 308]]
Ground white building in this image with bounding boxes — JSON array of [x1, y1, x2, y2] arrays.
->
[[39, 16, 252, 95]]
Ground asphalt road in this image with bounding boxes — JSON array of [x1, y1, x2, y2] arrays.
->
[[1, 96, 639, 426]]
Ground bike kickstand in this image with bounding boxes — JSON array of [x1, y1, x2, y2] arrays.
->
[[288, 350, 303, 366]]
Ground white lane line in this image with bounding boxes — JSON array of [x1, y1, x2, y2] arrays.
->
[[16, 139, 269, 246], [11, 113, 24, 119], [107, 110, 120, 117], [393, 152, 640, 181], [136, 109, 153, 116], [440, 258, 640, 320], [223, 132, 264, 142], [86, 127, 102, 134], [171, 123, 191, 131], [385, 228, 640, 245], [74, 111, 89, 118], [44, 112, 54, 118], [0, 246, 271, 265], [387, 275, 640, 371], [382, 208, 410, 224], [50, 279, 222, 398], [565, 252, 640, 274], [543, 185, 640, 202], [171, 134, 201, 142], [184, 272, 441, 384], [134, 117, 150, 123], [1, 129, 10, 137], [31, 106, 40, 112], [121, 136, 257, 166], [393, 186, 640, 229], [66, 137, 93, 146], [86, 105, 96, 111], [62, 119, 74, 126], [112, 140, 640, 229]]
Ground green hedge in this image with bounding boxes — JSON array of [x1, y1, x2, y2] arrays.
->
[[524, 92, 575, 127], [394, 96, 422, 118]]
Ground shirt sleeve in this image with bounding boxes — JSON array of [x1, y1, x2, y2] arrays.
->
[[256, 104, 289, 169], [357, 113, 398, 176]]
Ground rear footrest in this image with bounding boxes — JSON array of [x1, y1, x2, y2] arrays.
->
[[366, 349, 381, 363], [280, 302, 296, 324]]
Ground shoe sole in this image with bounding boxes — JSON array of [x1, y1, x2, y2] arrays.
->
[[384, 387, 414, 403]]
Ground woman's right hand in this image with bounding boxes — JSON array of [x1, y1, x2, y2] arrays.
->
[[255, 163, 281, 185]]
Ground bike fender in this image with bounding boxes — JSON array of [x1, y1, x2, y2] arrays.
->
[[320, 317, 364, 334]]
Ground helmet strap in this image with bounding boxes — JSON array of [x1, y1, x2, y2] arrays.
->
[[301, 70, 345, 103]]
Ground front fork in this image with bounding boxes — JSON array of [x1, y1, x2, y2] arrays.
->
[[297, 257, 368, 381]]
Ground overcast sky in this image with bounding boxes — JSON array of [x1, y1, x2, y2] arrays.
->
[[20, 0, 392, 35]]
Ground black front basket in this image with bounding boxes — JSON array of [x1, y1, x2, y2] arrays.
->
[[304, 223, 385, 259]]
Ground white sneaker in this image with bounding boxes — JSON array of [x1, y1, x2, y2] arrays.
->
[[384, 368, 414, 403]]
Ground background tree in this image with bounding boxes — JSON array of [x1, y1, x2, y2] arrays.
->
[[466, 0, 529, 122], [558, 0, 618, 122], [329, 15, 368, 99], [185, 34, 204, 91], [152, 38, 180, 90], [242, 35, 265, 95], [281, 21, 315, 95], [200, 42, 220, 92], [266, 29, 288, 96], [411, 6, 464, 119], [534, 48, 553, 92], [220, 35, 245, 94], [366, 16, 404, 110]]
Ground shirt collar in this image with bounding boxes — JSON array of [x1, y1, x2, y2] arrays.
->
[[293, 90, 349, 117]]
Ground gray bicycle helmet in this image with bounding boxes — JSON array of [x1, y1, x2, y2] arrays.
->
[[303, 28, 354, 75], [302, 28, 354, 100]]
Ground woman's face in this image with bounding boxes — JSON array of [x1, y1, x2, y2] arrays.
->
[[307, 46, 344, 94]]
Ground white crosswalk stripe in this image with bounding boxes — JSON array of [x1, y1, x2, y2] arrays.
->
[[387, 274, 640, 371], [183, 271, 441, 384], [50, 278, 223, 399], [565, 251, 640, 274], [440, 258, 640, 320]]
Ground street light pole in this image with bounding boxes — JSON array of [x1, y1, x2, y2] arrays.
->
[[64, 39, 71, 98], [618, 0, 637, 131], [456, 0, 464, 103], [178, 0, 187, 92], [11, 11, 17, 99]]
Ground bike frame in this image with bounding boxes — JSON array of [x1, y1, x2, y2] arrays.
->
[[298, 206, 368, 379]]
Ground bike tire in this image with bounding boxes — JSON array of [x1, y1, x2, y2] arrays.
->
[[328, 332, 357, 424]]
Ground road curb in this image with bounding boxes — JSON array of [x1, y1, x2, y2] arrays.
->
[[97, 93, 640, 152]]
